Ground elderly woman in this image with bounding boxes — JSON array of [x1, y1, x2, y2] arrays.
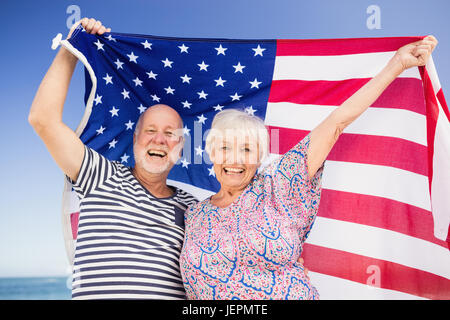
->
[[179, 36, 437, 299]]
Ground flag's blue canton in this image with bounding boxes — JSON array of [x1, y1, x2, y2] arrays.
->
[[68, 26, 277, 192]]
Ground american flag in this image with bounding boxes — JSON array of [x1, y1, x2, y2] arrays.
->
[[60, 24, 450, 299]]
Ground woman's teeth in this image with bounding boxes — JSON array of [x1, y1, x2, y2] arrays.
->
[[224, 167, 244, 174]]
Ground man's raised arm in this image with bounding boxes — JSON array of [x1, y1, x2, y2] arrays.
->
[[28, 18, 110, 182]]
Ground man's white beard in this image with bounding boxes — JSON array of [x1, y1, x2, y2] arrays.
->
[[133, 142, 182, 174]]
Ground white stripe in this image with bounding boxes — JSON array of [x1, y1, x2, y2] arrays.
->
[[426, 56, 442, 93], [322, 160, 431, 211], [74, 247, 181, 265], [265, 102, 427, 146], [424, 57, 450, 241], [273, 52, 421, 81], [76, 231, 182, 247], [78, 211, 182, 233], [75, 244, 181, 257], [73, 267, 181, 280], [73, 260, 180, 275], [74, 250, 180, 262], [431, 110, 450, 240], [308, 272, 426, 300], [77, 216, 184, 239], [306, 216, 450, 279], [76, 225, 182, 246], [60, 37, 97, 136], [72, 293, 184, 300], [72, 276, 182, 288], [75, 236, 178, 251], [72, 285, 183, 296], [263, 155, 431, 211]]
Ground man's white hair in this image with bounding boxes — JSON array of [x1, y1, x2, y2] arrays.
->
[[205, 109, 269, 163]]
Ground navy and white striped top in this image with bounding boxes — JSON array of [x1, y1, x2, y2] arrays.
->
[[69, 146, 197, 300]]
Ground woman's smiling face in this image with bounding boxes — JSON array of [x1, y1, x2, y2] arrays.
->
[[210, 134, 261, 192]]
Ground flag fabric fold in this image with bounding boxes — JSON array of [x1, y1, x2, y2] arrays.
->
[[60, 24, 450, 299]]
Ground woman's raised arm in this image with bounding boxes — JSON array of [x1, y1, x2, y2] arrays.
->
[[306, 36, 438, 179]]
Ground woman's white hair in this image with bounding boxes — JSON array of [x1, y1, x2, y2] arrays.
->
[[205, 109, 269, 163]]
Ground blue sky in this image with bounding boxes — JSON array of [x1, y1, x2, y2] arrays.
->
[[1, 0, 449, 277]]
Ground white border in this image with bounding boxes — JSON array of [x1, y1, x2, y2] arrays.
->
[[59, 34, 98, 264]]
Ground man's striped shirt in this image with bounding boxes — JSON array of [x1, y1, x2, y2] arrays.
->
[[69, 146, 197, 299]]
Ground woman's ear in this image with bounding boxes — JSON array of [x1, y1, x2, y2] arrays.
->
[[208, 148, 215, 163]]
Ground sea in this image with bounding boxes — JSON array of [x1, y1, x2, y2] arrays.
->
[[0, 277, 71, 300]]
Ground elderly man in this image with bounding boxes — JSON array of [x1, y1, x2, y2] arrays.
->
[[29, 19, 196, 299]]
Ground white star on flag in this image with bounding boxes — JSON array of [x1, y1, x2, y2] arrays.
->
[[230, 92, 242, 101], [96, 126, 106, 135], [105, 34, 116, 42], [146, 71, 158, 79], [127, 52, 139, 63], [198, 61, 209, 71], [197, 90, 208, 99], [151, 94, 161, 102], [109, 106, 119, 117], [195, 145, 204, 156], [215, 44, 227, 55], [252, 45, 266, 56], [249, 78, 262, 89], [162, 58, 174, 68], [180, 74, 192, 83], [213, 104, 224, 111], [245, 106, 257, 115], [182, 100, 192, 109], [233, 62, 245, 73], [108, 139, 118, 149], [164, 86, 175, 95], [208, 166, 215, 177], [120, 153, 130, 163], [125, 120, 135, 130], [121, 89, 130, 99], [141, 40, 152, 49], [214, 77, 226, 87], [103, 73, 113, 85], [114, 59, 124, 70], [137, 104, 147, 113], [178, 44, 189, 53], [183, 126, 191, 136], [197, 114, 207, 124], [181, 158, 190, 168], [93, 39, 104, 51], [94, 94, 102, 105], [133, 77, 143, 86]]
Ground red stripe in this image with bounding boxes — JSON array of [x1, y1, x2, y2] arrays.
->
[[419, 67, 439, 193], [71, 212, 79, 240], [437, 88, 450, 122], [276, 36, 424, 56], [267, 127, 428, 176], [268, 78, 426, 115], [302, 243, 450, 300], [318, 189, 449, 249]]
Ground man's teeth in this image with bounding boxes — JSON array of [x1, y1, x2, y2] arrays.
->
[[148, 150, 167, 157], [224, 167, 244, 173]]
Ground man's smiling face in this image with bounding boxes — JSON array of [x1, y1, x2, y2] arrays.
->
[[133, 104, 184, 175]]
